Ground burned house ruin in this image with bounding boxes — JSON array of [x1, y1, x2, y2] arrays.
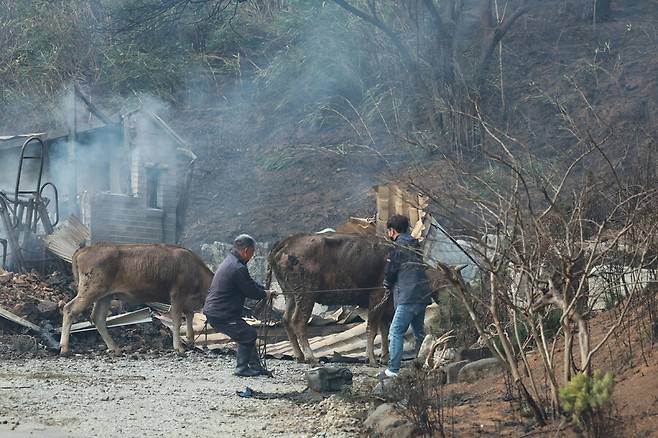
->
[[0, 88, 196, 271]]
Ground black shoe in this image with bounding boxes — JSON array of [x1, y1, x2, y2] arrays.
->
[[234, 366, 261, 377], [234, 343, 261, 377], [249, 346, 272, 376]]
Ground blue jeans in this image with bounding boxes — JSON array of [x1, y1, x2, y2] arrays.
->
[[387, 303, 427, 373]]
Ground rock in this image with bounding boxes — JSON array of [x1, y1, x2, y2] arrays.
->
[[424, 303, 441, 334], [438, 347, 458, 363], [389, 423, 418, 438], [444, 360, 469, 384], [36, 300, 59, 320], [417, 334, 436, 364], [12, 301, 38, 318], [458, 357, 504, 383], [305, 367, 353, 393], [372, 378, 396, 398], [364, 403, 418, 438], [0, 272, 13, 284], [458, 346, 492, 362]]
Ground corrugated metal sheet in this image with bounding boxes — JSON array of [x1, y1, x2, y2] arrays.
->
[[155, 309, 416, 361], [42, 215, 91, 263], [63, 307, 153, 334]]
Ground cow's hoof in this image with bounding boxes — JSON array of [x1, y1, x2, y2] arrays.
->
[[108, 349, 123, 357], [59, 349, 72, 357], [176, 350, 187, 357]]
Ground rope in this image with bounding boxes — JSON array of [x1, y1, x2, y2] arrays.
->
[[190, 320, 208, 345], [278, 286, 385, 294], [256, 296, 274, 370]]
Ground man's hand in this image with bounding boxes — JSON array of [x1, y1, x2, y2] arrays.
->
[[266, 290, 278, 301]]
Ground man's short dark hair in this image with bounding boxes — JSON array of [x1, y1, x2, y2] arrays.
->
[[386, 214, 410, 233], [234, 234, 256, 251]]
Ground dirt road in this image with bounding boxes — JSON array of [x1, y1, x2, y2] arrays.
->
[[0, 352, 372, 437]]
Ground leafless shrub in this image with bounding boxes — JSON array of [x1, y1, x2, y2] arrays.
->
[[386, 363, 453, 437], [9, 334, 38, 353], [406, 99, 658, 427]]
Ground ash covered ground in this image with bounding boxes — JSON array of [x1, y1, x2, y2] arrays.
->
[[0, 351, 374, 437]]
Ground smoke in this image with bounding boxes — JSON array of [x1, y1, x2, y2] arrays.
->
[[1, 0, 491, 254]]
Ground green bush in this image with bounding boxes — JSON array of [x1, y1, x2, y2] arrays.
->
[[559, 371, 615, 438]]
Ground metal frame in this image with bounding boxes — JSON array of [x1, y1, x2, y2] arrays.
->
[[0, 136, 59, 271]]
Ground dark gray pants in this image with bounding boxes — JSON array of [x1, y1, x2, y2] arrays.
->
[[206, 317, 257, 345]]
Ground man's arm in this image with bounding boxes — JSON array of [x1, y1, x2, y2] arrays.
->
[[235, 266, 267, 300], [383, 248, 401, 289]]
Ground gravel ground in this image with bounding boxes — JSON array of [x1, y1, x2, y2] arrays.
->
[[0, 351, 374, 437]]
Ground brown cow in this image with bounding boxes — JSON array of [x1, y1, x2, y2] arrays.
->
[[59, 243, 213, 356], [268, 233, 394, 366]]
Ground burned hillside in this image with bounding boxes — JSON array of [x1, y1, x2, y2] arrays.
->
[[1, 1, 658, 437]]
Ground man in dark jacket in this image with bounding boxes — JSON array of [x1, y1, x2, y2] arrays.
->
[[203, 234, 275, 377], [378, 214, 432, 378]]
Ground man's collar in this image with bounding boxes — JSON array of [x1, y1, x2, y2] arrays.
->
[[230, 249, 247, 265]]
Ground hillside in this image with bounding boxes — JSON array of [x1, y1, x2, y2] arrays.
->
[[1, 1, 655, 249], [171, 0, 658, 248]]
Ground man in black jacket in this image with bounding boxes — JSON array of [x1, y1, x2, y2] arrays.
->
[[378, 214, 432, 379], [203, 234, 275, 377]]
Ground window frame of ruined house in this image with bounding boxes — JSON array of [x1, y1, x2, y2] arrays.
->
[[144, 163, 166, 211], [143, 163, 169, 212]]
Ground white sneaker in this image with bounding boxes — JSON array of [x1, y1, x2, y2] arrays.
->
[[385, 369, 399, 378], [376, 369, 399, 379]]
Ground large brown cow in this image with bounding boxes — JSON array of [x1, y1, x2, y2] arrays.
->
[[59, 243, 213, 356], [268, 233, 395, 366]]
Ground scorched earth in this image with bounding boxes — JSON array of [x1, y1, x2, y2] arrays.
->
[[0, 351, 370, 437]]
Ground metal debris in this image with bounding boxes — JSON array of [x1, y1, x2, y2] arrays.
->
[[54, 307, 153, 334], [42, 215, 90, 263], [0, 305, 59, 350]]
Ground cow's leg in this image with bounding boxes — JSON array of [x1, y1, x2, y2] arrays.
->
[[366, 314, 380, 366], [292, 299, 316, 364], [379, 319, 391, 363], [169, 298, 185, 354], [91, 296, 120, 354], [367, 293, 387, 366], [60, 295, 95, 356], [185, 311, 195, 348], [282, 297, 305, 362]]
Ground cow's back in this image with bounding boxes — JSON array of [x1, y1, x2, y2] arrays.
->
[[75, 243, 212, 307], [270, 233, 389, 307]]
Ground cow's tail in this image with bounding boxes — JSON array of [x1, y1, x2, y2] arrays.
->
[[71, 251, 80, 291], [70, 241, 86, 293], [265, 238, 287, 290]]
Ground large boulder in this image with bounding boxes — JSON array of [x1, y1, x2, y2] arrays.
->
[[444, 360, 469, 384], [200, 241, 270, 283], [457, 346, 492, 362], [364, 403, 418, 438], [458, 357, 504, 383]]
